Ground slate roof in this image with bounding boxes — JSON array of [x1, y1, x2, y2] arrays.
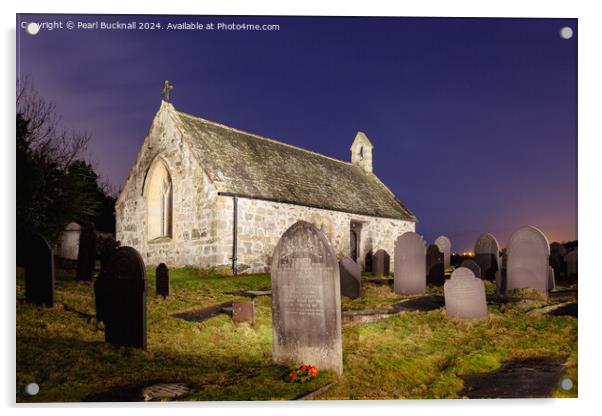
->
[[175, 109, 416, 222]]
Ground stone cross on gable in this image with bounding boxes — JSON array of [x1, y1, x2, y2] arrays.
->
[[162, 80, 173, 102]]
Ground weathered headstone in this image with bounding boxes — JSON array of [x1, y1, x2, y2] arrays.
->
[[444, 267, 488, 320], [434, 236, 452, 270], [564, 249, 578, 281], [271, 221, 343, 375], [394, 232, 426, 295], [364, 250, 373, 273], [232, 301, 255, 324], [373, 249, 390, 276], [426, 244, 445, 286], [547, 266, 556, 292], [98, 246, 148, 349], [76, 223, 97, 281], [460, 259, 482, 279], [25, 234, 55, 307], [339, 257, 361, 299], [474, 233, 500, 280], [506, 225, 551, 293], [549, 242, 567, 280], [156, 263, 170, 298]]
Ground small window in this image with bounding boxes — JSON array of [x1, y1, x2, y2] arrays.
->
[[146, 158, 172, 240]]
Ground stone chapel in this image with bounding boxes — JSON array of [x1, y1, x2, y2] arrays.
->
[[115, 94, 417, 274]]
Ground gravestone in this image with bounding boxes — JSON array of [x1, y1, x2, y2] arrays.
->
[[76, 223, 97, 281], [460, 259, 482, 279], [506, 226, 550, 293], [339, 257, 361, 299], [444, 267, 488, 319], [394, 232, 426, 295], [364, 250, 373, 273], [474, 233, 500, 280], [232, 301, 255, 324], [94, 236, 120, 323], [98, 246, 148, 349], [373, 249, 390, 276], [426, 244, 445, 286], [495, 250, 508, 296], [549, 242, 567, 280], [547, 266, 556, 292], [156, 263, 170, 298], [271, 221, 343, 375], [564, 249, 578, 281], [25, 234, 55, 307], [434, 236, 452, 270]]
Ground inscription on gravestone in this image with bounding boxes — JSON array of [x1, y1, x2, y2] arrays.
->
[[426, 244, 445, 286], [76, 223, 97, 281], [474, 233, 500, 280], [373, 249, 390, 276], [25, 234, 55, 307], [444, 267, 488, 320], [434, 236, 452, 270], [99, 246, 148, 349], [394, 232, 426, 295], [506, 226, 550, 293], [271, 221, 343, 375], [339, 257, 361, 299], [461, 259, 482, 279], [156, 263, 170, 298]]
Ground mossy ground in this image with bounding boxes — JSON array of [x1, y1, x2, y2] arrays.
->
[[16, 267, 577, 402]]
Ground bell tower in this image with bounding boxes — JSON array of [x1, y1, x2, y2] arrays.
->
[[350, 131, 374, 173]]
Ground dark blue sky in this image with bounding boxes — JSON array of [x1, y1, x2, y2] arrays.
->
[[16, 14, 577, 252]]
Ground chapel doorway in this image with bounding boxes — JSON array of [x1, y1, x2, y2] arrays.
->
[[350, 221, 363, 263]]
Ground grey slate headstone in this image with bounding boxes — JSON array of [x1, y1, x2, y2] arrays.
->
[[564, 249, 578, 281], [506, 226, 551, 293], [271, 221, 343, 375], [76, 223, 97, 281], [25, 234, 55, 307], [460, 259, 482, 279], [394, 232, 426, 295], [339, 257, 361, 299], [156, 262, 170, 298], [373, 249, 390, 276], [474, 233, 500, 280], [434, 236, 452, 270], [99, 246, 148, 349], [444, 267, 488, 320], [426, 244, 445, 286]]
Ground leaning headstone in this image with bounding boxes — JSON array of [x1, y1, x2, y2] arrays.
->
[[474, 233, 500, 280], [506, 226, 550, 293], [434, 236, 452, 270], [271, 221, 343, 375], [339, 257, 361, 299], [460, 259, 482, 279], [232, 301, 255, 324], [564, 249, 578, 281], [76, 223, 97, 281], [99, 246, 148, 349], [547, 266, 556, 292], [549, 242, 567, 280], [444, 267, 488, 320], [373, 249, 390, 276], [394, 232, 426, 295], [156, 263, 170, 298], [25, 234, 55, 307], [426, 244, 445, 286]]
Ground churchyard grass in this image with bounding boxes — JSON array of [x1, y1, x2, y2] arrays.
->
[[16, 267, 577, 401]]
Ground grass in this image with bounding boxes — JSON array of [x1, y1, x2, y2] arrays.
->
[[16, 267, 577, 402]]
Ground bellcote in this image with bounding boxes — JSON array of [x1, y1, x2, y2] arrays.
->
[[350, 131, 374, 173]]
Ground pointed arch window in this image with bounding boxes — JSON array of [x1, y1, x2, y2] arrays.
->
[[145, 158, 172, 240]]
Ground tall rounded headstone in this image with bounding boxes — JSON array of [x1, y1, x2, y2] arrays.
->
[[394, 232, 426, 295], [434, 236, 452, 270], [339, 257, 361, 299], [460, 259, 482, 279], [25, 234, 55, 307], [506, 226, 550, 293], [103, 246, 148, 349], [444, 267, 488, 320], [373, 249, 390, 276], [426, 244, 445, 286], [76, 223, 97, 281], [271, 221, 343, 375], [474, 233, 500, 280]]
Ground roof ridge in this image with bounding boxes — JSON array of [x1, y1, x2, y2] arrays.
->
[[176, 110, 356, 167]]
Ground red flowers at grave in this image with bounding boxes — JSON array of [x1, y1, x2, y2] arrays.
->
[[287, 364, 318, 383]]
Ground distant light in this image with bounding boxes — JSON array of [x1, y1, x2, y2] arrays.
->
[[560, 26, 574, 40]]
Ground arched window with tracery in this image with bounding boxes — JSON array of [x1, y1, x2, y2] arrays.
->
[[145, 158, 172, 240]]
